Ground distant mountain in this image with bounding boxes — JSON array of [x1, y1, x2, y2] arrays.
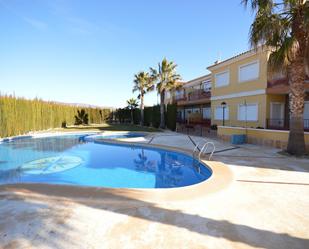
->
[[56, 101, 115, 110]]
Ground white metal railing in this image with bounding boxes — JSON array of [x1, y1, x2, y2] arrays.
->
[[198, 142, 215, 161], [192, 142, 200, 156]]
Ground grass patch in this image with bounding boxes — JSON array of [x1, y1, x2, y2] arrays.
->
[[57, 123, 161, 133]]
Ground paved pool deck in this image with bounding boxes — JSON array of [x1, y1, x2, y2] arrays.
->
[[0, 132, 309, 249]]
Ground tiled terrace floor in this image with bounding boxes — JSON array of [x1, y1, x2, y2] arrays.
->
[[0, 132, 308, 249]]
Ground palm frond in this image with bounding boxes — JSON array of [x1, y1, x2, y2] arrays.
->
[[268, 36, 300, 75], [250, 11, 290, 48], [126, 98, 139, 109], [242, 0, 274, 11]]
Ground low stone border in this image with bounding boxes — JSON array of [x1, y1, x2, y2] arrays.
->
[[0, 132, 233, 202]]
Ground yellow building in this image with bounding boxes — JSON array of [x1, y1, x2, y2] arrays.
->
[[207, 48, 309, 131], [174, 74, 212, 126]]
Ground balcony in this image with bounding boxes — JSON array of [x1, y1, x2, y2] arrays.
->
[[174, 94, 186, 101], [266, 119, 309, 131], [267, 76, 309, 94], [177, 89, 211, 106], [177, 117, 211, 126]]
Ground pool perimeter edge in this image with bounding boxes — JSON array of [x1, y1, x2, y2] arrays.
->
[[0, 132, 233, 202]]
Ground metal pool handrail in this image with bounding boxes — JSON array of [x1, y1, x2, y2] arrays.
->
[[192, 142, 200, 156], [198, 142, 215, 161]]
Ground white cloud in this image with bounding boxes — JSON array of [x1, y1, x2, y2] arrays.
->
[[0, 0, 48, 31], [23, 17, 48, 31], [67, 17, 99, 35]]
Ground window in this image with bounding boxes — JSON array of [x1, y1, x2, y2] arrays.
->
[[215, 106, 229, 120], [202, 107, 211, 119], [202, 80, 211, 92], [193, 85, 200, 90], [270, 102, 284, 127], [192, 108, 200, 114], [238, 103, 258, 121], [177, 110, 184, 120], [175, 89, 184, 99], [215, 71, 229, 87], [239, 61, 259, 82], [185, 109, 192, 119]]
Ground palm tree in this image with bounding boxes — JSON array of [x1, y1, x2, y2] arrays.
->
[[150, 58, 181, 129], [74, 109, 89, 125], [132, 71, 155, 126], [126, 98, 139, 124], [243, 0, 309, 155]]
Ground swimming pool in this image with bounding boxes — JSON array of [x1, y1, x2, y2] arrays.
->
[[0, 134, 212, 188]]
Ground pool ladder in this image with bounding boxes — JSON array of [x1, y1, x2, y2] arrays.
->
[[193, 142, 216, 161]]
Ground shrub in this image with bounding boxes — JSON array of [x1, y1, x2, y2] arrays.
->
[[133, 109, 141, 125], [166, 104, 177, 131], [144, 107, 152, 126], [61, 121, 67, 128], [0, 94, 110, 137], [210, 124, 218, 130], [74, 109, 89, 125], [151, 105, 161, 128]]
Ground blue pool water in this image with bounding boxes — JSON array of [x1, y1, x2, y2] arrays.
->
[[0, 134, 212, 188]]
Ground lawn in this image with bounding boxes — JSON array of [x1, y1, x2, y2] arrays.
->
[[56, 123, 161, 133]]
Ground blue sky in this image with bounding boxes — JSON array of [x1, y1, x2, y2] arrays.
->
[[0, 0, 254, 108]]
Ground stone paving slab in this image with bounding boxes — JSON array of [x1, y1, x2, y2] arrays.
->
[[0, 132, 309, 249]]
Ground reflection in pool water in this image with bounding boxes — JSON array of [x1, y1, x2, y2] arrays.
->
[[0, 134, 212, 188]]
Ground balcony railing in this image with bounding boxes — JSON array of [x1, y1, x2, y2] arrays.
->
[[267, 78, 288, 88], [266, 119, 309, 131], [175, 94, 186, 101], [267, 75, 309, 88], [187, 89, 211, 101], [177, 117, 211, 126]]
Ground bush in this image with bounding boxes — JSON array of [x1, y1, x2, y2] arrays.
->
[[166, 104, 177, 131], [133, 109, 141, 125], [115, 104, 173, 129], [115, 108, 131, 123], [0, 94, 110, 138], [61, 121, 67, 128], [210, 124, 218, 130], [151, 105, 161, 128], [144, 107, 152, 126], [74, 109, 89, 125]]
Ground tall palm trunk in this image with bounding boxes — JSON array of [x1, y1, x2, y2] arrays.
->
[[140, 94, 144, 126], [159, 91, 165, 129], [287, 56, 306, 155]]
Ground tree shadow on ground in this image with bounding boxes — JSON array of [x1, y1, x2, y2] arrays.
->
[[1, 185, 308, 249], [0, 192, 79, 249]]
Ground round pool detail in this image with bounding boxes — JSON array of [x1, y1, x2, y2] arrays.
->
[[20, 156, 83, 175]]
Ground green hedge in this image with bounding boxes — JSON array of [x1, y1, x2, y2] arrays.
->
[[133, 109, 141, 124], [115, 104, 177, 130], [166, 104, 177, 131], [151, 105, 161, 128], [144, 107, 152, 126], [115, 108, 131, 123], [0, 95, 111, 138]]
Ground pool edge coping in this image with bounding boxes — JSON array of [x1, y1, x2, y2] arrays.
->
[[0, 132, 234, 202]]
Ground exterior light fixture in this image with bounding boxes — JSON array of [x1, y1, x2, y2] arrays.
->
[[221, 101, 227, 126]]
